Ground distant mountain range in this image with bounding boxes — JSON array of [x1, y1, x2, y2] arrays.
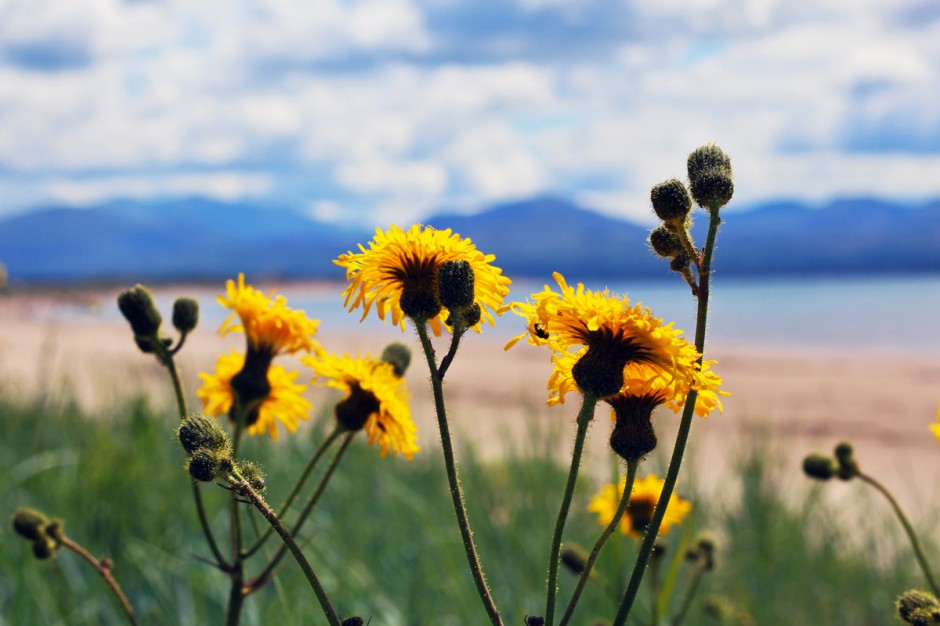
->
[[1, 196, 938, 285]]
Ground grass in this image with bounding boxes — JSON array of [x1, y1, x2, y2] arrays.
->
[[0, 393, 926, 625]]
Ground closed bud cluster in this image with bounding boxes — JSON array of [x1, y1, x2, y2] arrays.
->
[[525, 616, 546, 626], [11, 507, 62, 560], [381, 342, 412, 378], [651, 178, 693, 225], [802, 454, 837, 481], [439, 260, 480, 330], [833, 441, 859, 480], [118, 285, 163, 353], [897, 589, 940, 625], [238, 461, 266, 494], [172, 297, 199, 334], [341, 618, 365, 626], [685, 531, 719, 571], [178, 414, 233, 482], [687, 144, 733, 210]]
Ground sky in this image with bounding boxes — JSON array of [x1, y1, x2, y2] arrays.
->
[[0, 0, 938, 226]]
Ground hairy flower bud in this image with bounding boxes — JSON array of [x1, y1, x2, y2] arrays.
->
[[381, 342, 412, 378], [802, 454, 837, 481], [438, 260, 476, 311], [687, 145, 733, 209], [117, 285, 162, 338], [178, 414, 230, 456], [561, 543, 589, 574], [651, 178, 692, 223], [172, 297, 199, 334], [649, 226, 684, 259], [187, 448, 223, 482], [12, 508, 48, 542], [833, 441, 859, 480], [238, 461, 266, 494], [897, 589, 940, 625]]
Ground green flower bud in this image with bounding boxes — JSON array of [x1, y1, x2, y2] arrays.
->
[[651, 178, 692, 223], [12, 508, 48, 541], [688, 531, 719, 570], [897, 589, 940, 625], [446, 302, 482, 330], [438, 260, 475, 311], [238, 461, 266, 494], [117, 285, 162, 338], [687, 145, 733, 209], [381, 342, 412, 378], [178, 414, 230, 456], [669, 254, 691, 273], [187, 448, 223, 482], [32, 537, 58, 560], [561, 543, 589, 574], [802, 454, 837, 481], [649, 226, 683, 259], [607, 394, 660, 463], [525, 617, 546, 626], [341, 619, 364, 626], [833, 441, 859, 480], [172, 297, 199, 334]]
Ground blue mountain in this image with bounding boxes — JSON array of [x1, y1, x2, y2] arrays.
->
[[0, 196, 938, 284]]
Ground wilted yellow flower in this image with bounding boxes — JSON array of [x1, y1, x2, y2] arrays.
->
[[588, 474, 691, 539], [335, 224, 511, 336], [304, 351, 418, 460], [197, 351, 312, 440], [218, 273, 320, 356]]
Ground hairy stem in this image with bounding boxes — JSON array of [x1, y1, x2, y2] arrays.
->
[[59, 536, 139, 626]]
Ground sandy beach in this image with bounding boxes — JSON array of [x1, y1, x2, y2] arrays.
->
[[2, 286, 939, 517]]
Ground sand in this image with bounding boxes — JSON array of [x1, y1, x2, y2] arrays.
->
[[2, 286, 939, 521]]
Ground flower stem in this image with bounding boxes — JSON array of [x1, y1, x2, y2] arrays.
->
[[156, 345, 188, 420], [670, 561, 707, 626], [245, 426, 344, 559], [858, 472, 940, 596], [559, 458, 637, 626], [248, 431, 355, 593], [612, 206, 722, 626], [58, 535, 139, 626], [545, 393, 598, 626], [229, 473, 341, 626], [415, 322, 504, 626]]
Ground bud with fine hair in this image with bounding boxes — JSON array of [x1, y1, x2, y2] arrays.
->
[[649, 226, 684, 259], [687, 144, 733, 210], [833, 441, 859, 480], [381, 342, 412, 378], [117, 285, 162, 338], [341, 618, 365, 626], [172, 297, 199, 334], [651, 178, 692, 225], [12, 508, 49, 542], [525, 616, 546, 626], [187, 448, 224, 482], [238, 460, 266, 494], [897, 589, 940, 625], [438, 260, 475, 311], [178, 414, 230, 456], [802, 454, 837, 481]]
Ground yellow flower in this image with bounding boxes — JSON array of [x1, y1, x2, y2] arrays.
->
[[197, 351, 312, 440], [304, 351, 418, 460], [509, 272, 722, 404], [218, 273, 320, 356], [335, 224, 511, 336], [588, 474, 691, 539]]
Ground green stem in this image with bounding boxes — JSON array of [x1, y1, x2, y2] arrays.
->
[[192, 481, 228, 569], [58, 535, 139, 626], [560, 459, 638, 626], [245, 427, 344, 558], [859, 472, 940, 596], [670, 563, 706, 626], [157, 347, 188, 420], [613, 206, 722, 626], [230, 474, 341, 626], [414, 322, 504, 626], [545, 393, 598, 626], [248, 431, 355, 592]]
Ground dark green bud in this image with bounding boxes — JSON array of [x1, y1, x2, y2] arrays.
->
[[802, 454, 837, 481], [687, 145, 733, 209], [652, 543, 667, 560], [687, 531, 718, 570], [607, 394, 660, 463], [239, 461, 266, 494], [561, 543, 589, 574], [897, 590, 940, 625], [833, 441, 859, 480], [669, 254, 691, 273], [172, 297, 199, 334], [438, 260, 475, 310], [446, 302, 482, 330], [525, 617, 545, 626], [178, 414, 230, 456], [649, 226, 683, 259], [381, 342, 412, 378], [651, 178, 692, 223], [187, 449, 223, 482], [12, 508, 48, 541], [117, 285, 162, 337], [32, 537, 58, 560], [687, 144, 731, 176], [341, 618, 364, 626]]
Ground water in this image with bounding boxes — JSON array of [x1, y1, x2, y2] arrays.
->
[[91, 274, 940, 352]]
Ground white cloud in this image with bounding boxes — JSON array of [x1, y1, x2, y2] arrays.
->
[[43, 172, 273, 206]]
